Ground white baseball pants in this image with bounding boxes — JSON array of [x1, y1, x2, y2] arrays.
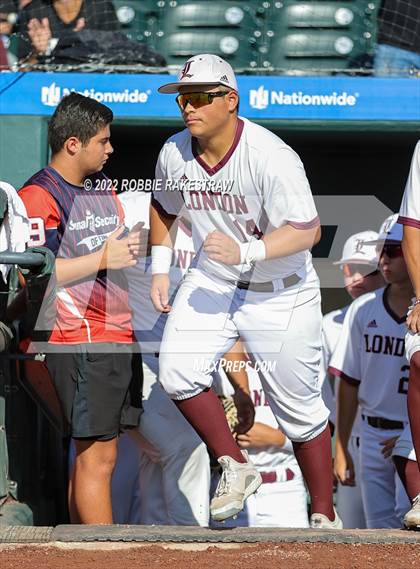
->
[[393, 422, 417, 462], [405, 329, 420, 362], [159, 268, 329, 443], [360, 420, 411, 528], [138, 354, 210, 526]]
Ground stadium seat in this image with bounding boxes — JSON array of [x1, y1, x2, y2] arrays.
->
[[262, 1, 378, 72], [156, 30, 259, 68], [262, 30, 368, 70], [114, 1, 161, 43], [155, 1, 264, 68], [283, 2, 367, 28], [160, 0, 263, 29]]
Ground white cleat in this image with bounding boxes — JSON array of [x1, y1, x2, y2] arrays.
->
[[310, 508, 343, 529], [404, 493, 420, 531], [210, 450, 262, 522]]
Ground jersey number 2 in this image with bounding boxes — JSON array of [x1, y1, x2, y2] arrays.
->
[[398, 365, 410, 395]]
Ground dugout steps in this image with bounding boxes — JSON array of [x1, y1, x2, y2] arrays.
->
[[0, 525, 419, 544]]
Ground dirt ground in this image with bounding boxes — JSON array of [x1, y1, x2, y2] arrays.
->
[[1, 542, 420, 569]]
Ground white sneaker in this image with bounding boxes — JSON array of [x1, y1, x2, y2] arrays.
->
[[210, 450, 262, 522], [310, 508, 343, 529], [404, 493, 420, 530]]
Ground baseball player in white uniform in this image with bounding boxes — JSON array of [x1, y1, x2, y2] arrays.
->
[[397, 139, 420, 529], [212, 361, 309, 528], [321, 230, 384, 528], [150, 54, 340, 527], [330, 215, 412, 528]]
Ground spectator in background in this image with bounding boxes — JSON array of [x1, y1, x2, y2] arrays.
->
[[374, 0, 420, 76], [18, 0, 119, 63], [0, 1, 18, 68]]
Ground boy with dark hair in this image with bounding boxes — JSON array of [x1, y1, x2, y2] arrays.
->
[[19, 92, 143, 524]]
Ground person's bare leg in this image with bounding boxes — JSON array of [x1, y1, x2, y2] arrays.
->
[[68, 463, 80, 523], [72, 437, 118, 524]]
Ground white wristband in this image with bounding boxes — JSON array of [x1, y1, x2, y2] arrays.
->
[[239, 239, 266, 266], [151, 245, 173, 274]]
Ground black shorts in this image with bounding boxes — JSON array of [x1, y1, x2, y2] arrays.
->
[[45, 343, 142, 440]]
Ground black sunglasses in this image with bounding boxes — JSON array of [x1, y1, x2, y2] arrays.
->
[[376, 243, 404, 259], [176, 91, 228, 111]]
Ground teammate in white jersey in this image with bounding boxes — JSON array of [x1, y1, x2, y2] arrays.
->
[[118, 190, 210, 525], [321, 230, 384, 528], [398, 140, 420, 529], [150, 54, 340, 527], [330, 215, 412, 528]]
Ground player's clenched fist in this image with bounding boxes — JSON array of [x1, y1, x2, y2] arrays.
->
[[204, 230, 240, 265], [101, 225, 137, 269], [151, 273, 171, 313]]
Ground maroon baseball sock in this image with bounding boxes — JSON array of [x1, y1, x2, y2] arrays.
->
[[393, 456, 420, 501], [293, 426, 335, 521], [174, 388, 246, 463], [408, 352, 420, 476]]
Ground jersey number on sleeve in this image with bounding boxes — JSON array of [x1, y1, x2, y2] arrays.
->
[[28, 217, 46, 247], [233, 219, 263, 241], [397, 365, 410, 395]]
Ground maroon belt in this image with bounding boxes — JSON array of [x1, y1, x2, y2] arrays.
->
[[260, 468, 295, 484]]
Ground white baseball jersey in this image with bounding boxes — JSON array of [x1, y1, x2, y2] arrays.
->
[[321, 307, 348, 426], [153, 117, 319, 283], [322, 306, 362, 437], [399, 140, 420, 228], [119, 191, 196, 348], [329, 287, 409, 421]]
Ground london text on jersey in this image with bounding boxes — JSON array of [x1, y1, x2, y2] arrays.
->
[[364, 334, 405, 357], [182, 190, 249, 215]]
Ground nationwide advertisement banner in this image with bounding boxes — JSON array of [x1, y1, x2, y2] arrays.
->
[[0, 72, 418, 122]]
